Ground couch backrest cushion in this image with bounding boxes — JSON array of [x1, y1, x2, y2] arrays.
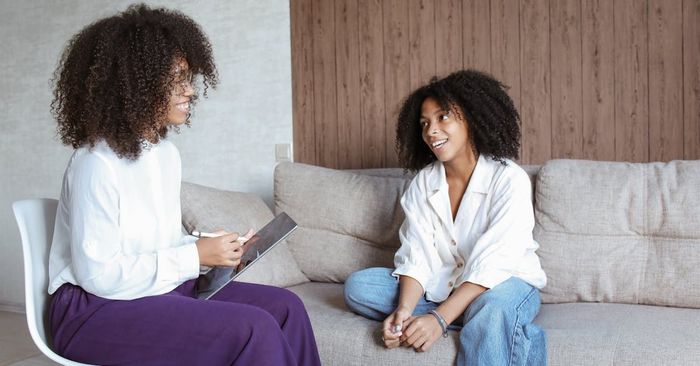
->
[[181, 182, 309, 288], [534, 159, 700, 308], [274, 162, 411, 282]]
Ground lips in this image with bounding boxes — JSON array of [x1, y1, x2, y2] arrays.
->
[[431, 139, 447, 149]]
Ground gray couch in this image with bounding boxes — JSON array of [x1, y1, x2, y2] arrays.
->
[[181, 159, 700, 365]]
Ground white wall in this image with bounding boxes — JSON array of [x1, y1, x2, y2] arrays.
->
[[0, 0, 292, 310]]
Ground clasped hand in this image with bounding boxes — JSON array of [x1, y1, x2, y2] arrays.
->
[[382, 307, 443, 352], [195, 229, 254, 267]]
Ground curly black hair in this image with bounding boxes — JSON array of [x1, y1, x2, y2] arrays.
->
[[395, 69, 520, 172], [51, 4, 218, 160]]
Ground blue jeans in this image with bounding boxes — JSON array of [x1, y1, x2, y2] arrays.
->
[[343, 267, 547, 366]]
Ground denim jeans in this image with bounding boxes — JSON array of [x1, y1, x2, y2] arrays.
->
[[343, 267, 547, 366]]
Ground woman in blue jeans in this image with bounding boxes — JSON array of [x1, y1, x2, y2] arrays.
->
[[344, 70, 548, 365]]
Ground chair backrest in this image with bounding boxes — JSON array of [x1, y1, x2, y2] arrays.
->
[[13, 198, 95, 366]]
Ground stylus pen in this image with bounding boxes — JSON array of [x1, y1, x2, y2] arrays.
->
[[191, 230, 250, 243]]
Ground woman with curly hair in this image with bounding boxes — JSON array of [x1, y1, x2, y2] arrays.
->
[[48, 4, 320, 365], [344, 70, 547, 365]]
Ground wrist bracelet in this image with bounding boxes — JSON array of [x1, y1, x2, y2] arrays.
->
[[429, 310, 449, 338]]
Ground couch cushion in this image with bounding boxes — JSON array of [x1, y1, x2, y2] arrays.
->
[[288, 282, 458, 365], [534, 159, 700, 307], [181, 181, 308, 288], [289, 282, 700, 366], [274, 163, 410, 282]]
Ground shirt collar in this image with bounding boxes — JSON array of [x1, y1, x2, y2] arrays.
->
[[426, 154, 495, 195]]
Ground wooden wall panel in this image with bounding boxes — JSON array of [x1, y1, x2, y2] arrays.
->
[[382, 0, 410, 166], [614, 0, 649, 162], [649, 0, 683, 161], [335, 0, 362, 168], [686, 0, 700, 160], [291, 0, 700, 168], [550, 0, 582, 159], [435, 0, 463, 77], [462, 0, 490, 72], [490, 0, 521, 159], [311, 0, 338, 167], [291, 0, 315, 164], [358, 0, 385, 168], [581, 0, 615, 161], [520, 0, 551, 164]]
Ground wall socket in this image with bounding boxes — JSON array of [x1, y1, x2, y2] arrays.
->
[[275, 143, 293, 162]]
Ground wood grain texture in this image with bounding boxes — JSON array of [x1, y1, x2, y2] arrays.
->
[[312, 0, 338, 167], [490, 0, 522, 160], [290, 0, 315, 164], [685, 0, 700, 159], [581, 0, 615, 160], [614, 0, 649, 162], [291, 0, 698, 168], [520, 0, 551, 164], [550, 0, 582, 159], [358, 0, 385, 168], [335, 0, 362, 168], [383, 0, 410, 167], [648, 0, 683, 161], [408, 0, 437, 90], [462, 0, 490, 72]]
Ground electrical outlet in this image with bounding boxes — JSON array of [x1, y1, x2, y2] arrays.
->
[[275, 143, 292, 162]]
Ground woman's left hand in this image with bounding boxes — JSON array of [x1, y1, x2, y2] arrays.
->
[[399, 314, 443, 352]]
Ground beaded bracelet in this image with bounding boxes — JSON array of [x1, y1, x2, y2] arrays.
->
[[429, 310, 449, 338]]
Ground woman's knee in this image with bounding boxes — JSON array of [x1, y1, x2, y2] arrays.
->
[[343, 267, 390, 307]]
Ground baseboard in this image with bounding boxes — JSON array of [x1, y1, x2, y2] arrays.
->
[[0, 301, 25, 313]]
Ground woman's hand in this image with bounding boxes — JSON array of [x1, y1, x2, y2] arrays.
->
[[195, 232, 244, 267], [381, 305, 412, 349], [399, 313, 443, 352]]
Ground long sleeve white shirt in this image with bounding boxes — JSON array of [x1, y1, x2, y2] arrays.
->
[[48, 140, 200, 300], [393, 155, 547, 303]]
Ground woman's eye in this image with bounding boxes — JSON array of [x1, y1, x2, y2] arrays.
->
[[440, 113, 449, 121]]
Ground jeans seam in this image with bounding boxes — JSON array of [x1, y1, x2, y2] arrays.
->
[[508, 287, 538, 366]]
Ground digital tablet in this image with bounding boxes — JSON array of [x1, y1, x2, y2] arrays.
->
[[196, 212, 298, 300]]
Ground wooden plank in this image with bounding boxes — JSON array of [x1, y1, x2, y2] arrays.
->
[[685, 0, 700, 159], [648, 0, 683, 162], [581, 0, 615, 161], [358, 0, 386, 168], [550, 0, 582, 159], [408, 0, 437, 90], [461, 0, 489, 72], [490, 0, 522, 160], [311, 0, 338, 168], [435, 0, 463, 77], [290, 0, 316, 164], [383, 0, 410, 167], [335, 0, 363, 169], [520, 0, 551, 164], [614, 0, 648, 162]]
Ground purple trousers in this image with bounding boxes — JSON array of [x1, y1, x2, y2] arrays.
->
[[49, 280, 321, 366]]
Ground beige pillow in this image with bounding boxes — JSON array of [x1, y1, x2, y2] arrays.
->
[[181, 181, 308, 288], [274, 162, 411, 282], [534, 159, 700, 308]]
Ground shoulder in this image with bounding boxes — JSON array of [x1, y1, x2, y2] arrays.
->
[[486, 157, 531, 195], [68, 142, 119, 180]]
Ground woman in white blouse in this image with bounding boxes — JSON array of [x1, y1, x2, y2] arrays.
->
[[48, 5, 320, 365], [344, 70, 547, 365]]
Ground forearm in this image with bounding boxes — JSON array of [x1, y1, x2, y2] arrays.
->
[[397, 275, 424, 312], [435, 281, 487, 324]]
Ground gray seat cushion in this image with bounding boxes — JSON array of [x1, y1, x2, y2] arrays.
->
[[289, 282, 700, 366]]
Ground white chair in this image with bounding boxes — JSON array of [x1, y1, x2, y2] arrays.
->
[[13, 198, 95, 366]]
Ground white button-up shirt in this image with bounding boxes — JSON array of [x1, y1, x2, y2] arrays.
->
[[393, 155, 547, 302], [49, 140, 200, 300]]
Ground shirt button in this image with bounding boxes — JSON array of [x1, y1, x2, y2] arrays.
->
[[457, 262, 464, 268], [448, 281, 454, 288], [451, 239, 457, 246]]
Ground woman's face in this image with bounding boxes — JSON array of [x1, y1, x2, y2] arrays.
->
[[166, 58, 194, 126], [419, 97, 473, 164]]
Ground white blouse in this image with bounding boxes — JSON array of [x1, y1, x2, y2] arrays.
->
[[393, 155, 547, 303], [48, 140, 200, 300]]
